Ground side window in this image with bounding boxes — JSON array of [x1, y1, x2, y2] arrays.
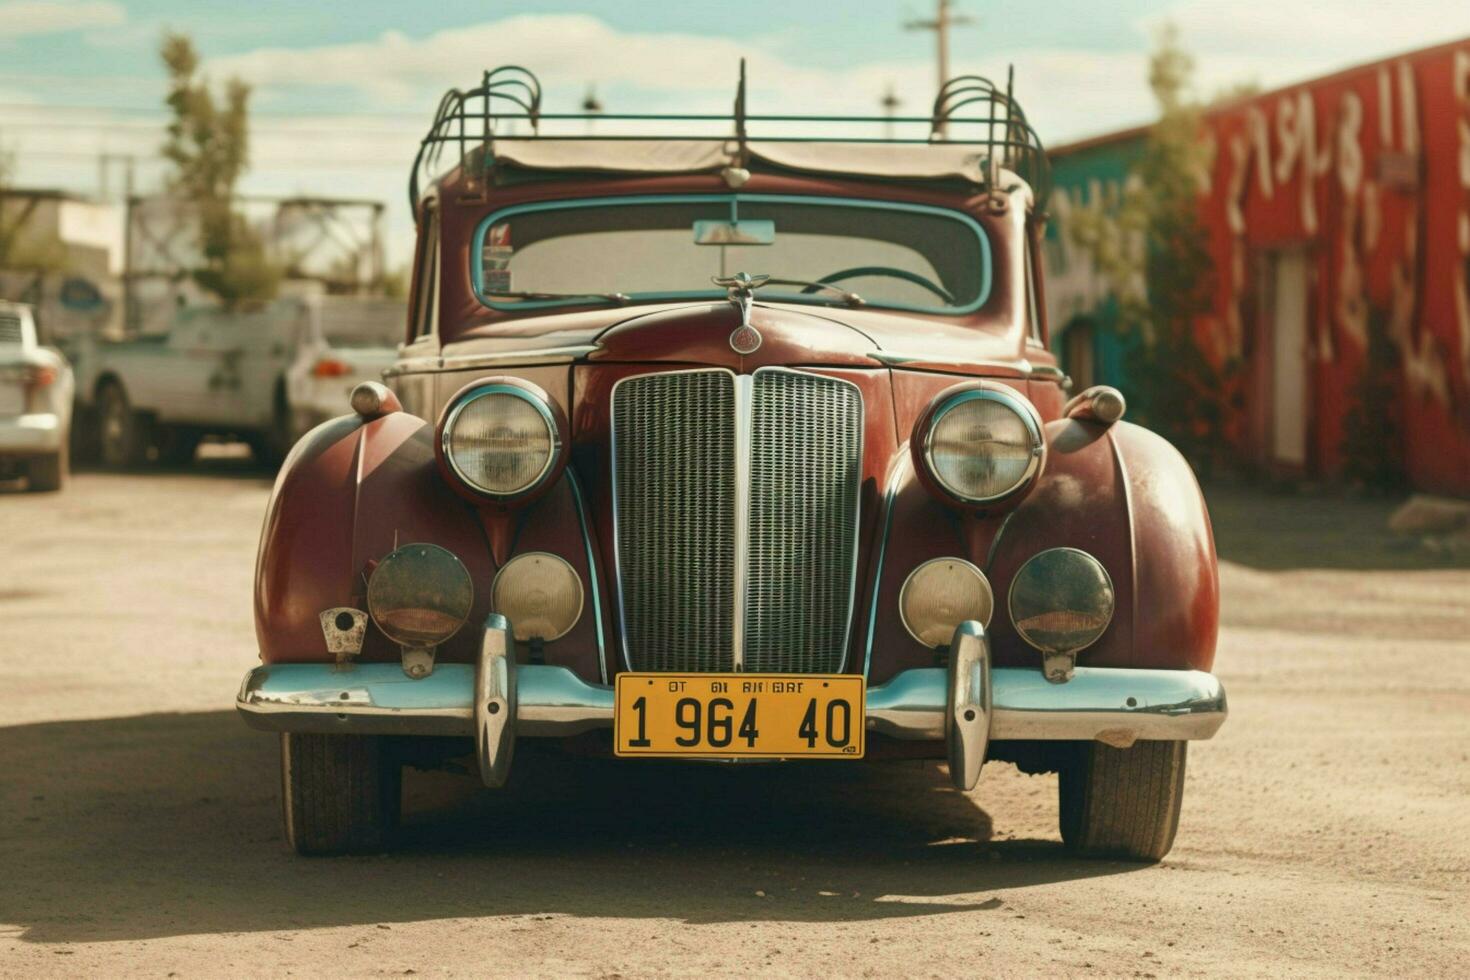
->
[[1025, 230, 1044, 345], [412, 204, 440, 340]]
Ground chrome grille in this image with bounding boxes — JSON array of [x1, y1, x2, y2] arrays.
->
[[745, 370, 863, 672], [611, 367, 863, 674], [613, 370, 736, 671]]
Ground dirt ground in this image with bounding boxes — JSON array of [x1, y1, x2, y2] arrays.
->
[[2, 454, 1468, 978]]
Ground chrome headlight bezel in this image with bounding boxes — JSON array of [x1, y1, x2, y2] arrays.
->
[[440, 382, 562, 500], [919, 385, 1045, 506]]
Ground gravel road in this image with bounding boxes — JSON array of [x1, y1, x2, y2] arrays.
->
[[2, 456, 1468, 977]]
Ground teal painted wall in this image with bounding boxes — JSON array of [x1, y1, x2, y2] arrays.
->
[[1043, 134, 1146, 394]]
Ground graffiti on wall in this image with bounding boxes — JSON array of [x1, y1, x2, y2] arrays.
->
[[1209, 51, 1470, 412]]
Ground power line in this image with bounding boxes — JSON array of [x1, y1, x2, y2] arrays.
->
[[16, 149, 407, 170], [0, 99, 426, 120]]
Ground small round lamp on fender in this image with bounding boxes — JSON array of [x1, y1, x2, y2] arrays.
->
[[899, 558, 994, 648], [1008, 547, 1115, 683], [366, 543, 475, 677], [491, 552, 584, 643]]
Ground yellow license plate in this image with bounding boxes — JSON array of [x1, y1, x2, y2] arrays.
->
[[614, 673, 866, 759]]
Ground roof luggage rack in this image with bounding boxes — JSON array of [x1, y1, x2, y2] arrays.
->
[[409, 62, 1050, 212]]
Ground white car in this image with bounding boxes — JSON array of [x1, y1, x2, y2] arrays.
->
[[0, 301, 74, 492], [75, 295, 402, 467]]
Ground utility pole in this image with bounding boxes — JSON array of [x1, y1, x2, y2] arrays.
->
[[581, 85, 603, 135], [905, 0, 974, 137], [880, 85, 901, 141]]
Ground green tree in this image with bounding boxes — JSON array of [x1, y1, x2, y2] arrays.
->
[[1068, 24, 1237, 469], [0, 148, 70, 273], [160, 32, 278, 308]]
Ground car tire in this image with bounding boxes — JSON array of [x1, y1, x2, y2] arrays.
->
[[1058, 739, 1187, 862], [280, 733, 401, 856], [27, 447, 67, 492], [97, 381, 147, 468]]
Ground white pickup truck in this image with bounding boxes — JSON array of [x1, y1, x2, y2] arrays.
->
[[0, 301, 74, 491], [74, 295, 403, 466]]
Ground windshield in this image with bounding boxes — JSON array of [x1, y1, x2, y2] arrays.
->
[[473, 195, 991, 314]]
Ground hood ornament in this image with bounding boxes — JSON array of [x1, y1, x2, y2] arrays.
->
[[714, 272, 767, 355]]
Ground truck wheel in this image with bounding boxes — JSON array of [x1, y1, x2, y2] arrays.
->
[[280, 733, 401, 855], [1058, 740, 1187, 862], [27, 447, 67, 492], [97, 382, 147, 468]]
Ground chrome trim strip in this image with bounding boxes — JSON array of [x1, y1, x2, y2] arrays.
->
[[566, 468, 609, 685], [384, 344, 601, 378], [731, 372, 754, 670], [239, 662, 1226, 745], [867, 352, 1035, 375], [863, 452, 909, 679]]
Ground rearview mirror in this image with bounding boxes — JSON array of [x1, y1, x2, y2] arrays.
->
[[693, 219, 775, 246]]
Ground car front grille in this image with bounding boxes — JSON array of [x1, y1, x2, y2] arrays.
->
[[611, 367, 863, 673]]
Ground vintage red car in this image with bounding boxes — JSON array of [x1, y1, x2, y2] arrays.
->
[[237, 66, 1226, 860]]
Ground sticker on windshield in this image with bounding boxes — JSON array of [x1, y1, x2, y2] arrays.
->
[[483, 223, 513, 293]]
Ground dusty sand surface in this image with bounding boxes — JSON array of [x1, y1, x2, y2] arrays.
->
[[2, 460, 1468, 978]]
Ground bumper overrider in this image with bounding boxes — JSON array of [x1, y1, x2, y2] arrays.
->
[[237, 616, 1227, 791]]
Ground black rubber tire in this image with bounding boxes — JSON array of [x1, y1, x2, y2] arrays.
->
[[27, 448, 66, 492], [1059, 740, 1187, 862], [96, 381, 147, 468], [280, 733, 401, 856]]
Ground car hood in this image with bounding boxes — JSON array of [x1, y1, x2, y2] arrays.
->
[[443, 301, 1027, 374]]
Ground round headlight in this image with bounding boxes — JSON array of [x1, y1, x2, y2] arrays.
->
[[367, 543, 475, 649], [1008, 547, 1115, 656], [491, 552, 584, 642], [900, 557, 994, 648], [922, 388, 1043, 503], [442, 385, 559, 497]]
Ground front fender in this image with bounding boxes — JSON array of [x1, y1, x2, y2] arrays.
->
[[864, 418, 1218, 680], [986, 419, 1219, 671], [253, 412, 495, 665]]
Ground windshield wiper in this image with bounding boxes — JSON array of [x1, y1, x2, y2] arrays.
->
[[759, 278, 865, 307], [489, 290, 630, 305]]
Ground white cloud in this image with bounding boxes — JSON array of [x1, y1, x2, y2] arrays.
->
[[0, 1, 124, 38], [1148, 0, 1470, 94], [204, 13, 1150, 147]]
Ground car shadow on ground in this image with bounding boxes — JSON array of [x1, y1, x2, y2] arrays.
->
[[1202, 480, 1468, 571], [0, 711, 1136, 943]]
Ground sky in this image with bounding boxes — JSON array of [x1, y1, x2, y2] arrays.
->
[[3, 0, 1470, 266]]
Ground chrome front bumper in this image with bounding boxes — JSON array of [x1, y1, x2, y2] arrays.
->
[[0, 412, 65, 454], [238, 617, 1227, 790]]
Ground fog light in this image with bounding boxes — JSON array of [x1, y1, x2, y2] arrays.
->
[[491, 552, 583, 642], [899, 557, 994, 649], [367, 543, 474, 650], [1008, 547, 1114, 683]]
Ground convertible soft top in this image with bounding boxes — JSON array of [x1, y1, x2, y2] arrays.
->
[[485, 138, 1029, 191]]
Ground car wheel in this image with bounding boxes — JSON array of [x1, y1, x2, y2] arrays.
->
[[280, 733, 401, 855], [26, 447, 67, 492], [97, 382, 147, 468], [1058, 739, 1187, 862]]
